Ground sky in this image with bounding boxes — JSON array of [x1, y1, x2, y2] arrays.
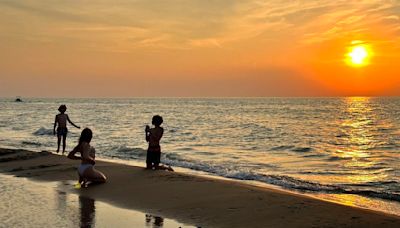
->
[[0, 0, 399, 97]]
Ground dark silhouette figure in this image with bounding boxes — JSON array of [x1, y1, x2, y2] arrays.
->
[[145, 115, 164, 169], [68, 128, 106, 186], [53, 104, 80, 154]]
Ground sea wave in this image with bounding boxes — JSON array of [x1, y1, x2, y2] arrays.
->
[[21, 141, 42, 146], [107, 146, 147, 159], [302, 154, 326, 158], [270, 145, 294, 151], [291, 147, 312, 152], [33, 127, 53, 136], [270, 145, 312, 153], [326, 156, 352, 161], [161, 154, 400, 202]]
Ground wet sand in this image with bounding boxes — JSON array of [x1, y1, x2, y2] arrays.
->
[[1, 148, 399, 228], [0, 173, 192, 227]]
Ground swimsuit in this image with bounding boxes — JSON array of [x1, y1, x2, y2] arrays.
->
[[146, 145, 161, 167], [78, 164, 93, 176], [56, 127, 68, 137], [148, 145, 161, 153]]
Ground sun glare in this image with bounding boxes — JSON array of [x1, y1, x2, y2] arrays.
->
[[345, 41, 372, 67]]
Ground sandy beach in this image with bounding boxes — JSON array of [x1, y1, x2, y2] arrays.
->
[[1, 148, 399, 228]]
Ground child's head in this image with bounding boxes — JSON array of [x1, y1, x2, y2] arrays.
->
[[58, 105, 67, 113], [152, 115, 163, 126], [79, 128, 93, 144]]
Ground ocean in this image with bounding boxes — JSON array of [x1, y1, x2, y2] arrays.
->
[[1, 97, 399, 215]]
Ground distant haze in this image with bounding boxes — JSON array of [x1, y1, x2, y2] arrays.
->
[[1, 0, 400, 97]]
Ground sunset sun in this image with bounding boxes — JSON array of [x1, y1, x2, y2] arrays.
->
[[345, 41, 373, 67]]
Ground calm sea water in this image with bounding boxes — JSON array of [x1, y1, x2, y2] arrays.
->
[[1, 97, 399, 214]]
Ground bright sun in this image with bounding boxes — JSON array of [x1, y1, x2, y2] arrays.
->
[[345, 41, 373, 67]]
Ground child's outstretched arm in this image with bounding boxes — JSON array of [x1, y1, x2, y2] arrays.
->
[[67, 115, 80, 129]]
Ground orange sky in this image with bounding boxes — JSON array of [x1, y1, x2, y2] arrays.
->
[[0, 0, 399, 97]]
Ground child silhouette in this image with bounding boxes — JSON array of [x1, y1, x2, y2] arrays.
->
[[53, 105, 80, 154], [145, 115, 164, 169]]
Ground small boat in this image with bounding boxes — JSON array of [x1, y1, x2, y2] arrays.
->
[[15, 97, 23, 102]]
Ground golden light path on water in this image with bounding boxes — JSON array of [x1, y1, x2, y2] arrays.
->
[[314, 97, 397, 212], [340, 97, 386, 184], [314, 193, 400, 214], [295, 97, 386, 185]]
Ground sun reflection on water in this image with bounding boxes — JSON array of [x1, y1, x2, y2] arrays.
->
[[336, 97, 380, 183], [313, 193, 400, 216]]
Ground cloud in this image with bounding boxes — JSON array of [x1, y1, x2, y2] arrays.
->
[[382, 15, 400, 21], [189, 39, 222, 48], [0, 0, 237, 51], [2, 0, 399, 52]]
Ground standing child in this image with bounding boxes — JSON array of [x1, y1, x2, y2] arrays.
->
[[53, 104, 80, 154], [145, 115, 164, 169]]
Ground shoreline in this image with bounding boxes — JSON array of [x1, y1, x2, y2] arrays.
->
[[1, 148, 400, 227], [97, 153, 400, 217]]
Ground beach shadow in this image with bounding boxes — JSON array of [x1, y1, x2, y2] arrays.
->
[[79, 196, 96, 228], [55, 183, 67, 213], [146, 214, 164, 227]]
